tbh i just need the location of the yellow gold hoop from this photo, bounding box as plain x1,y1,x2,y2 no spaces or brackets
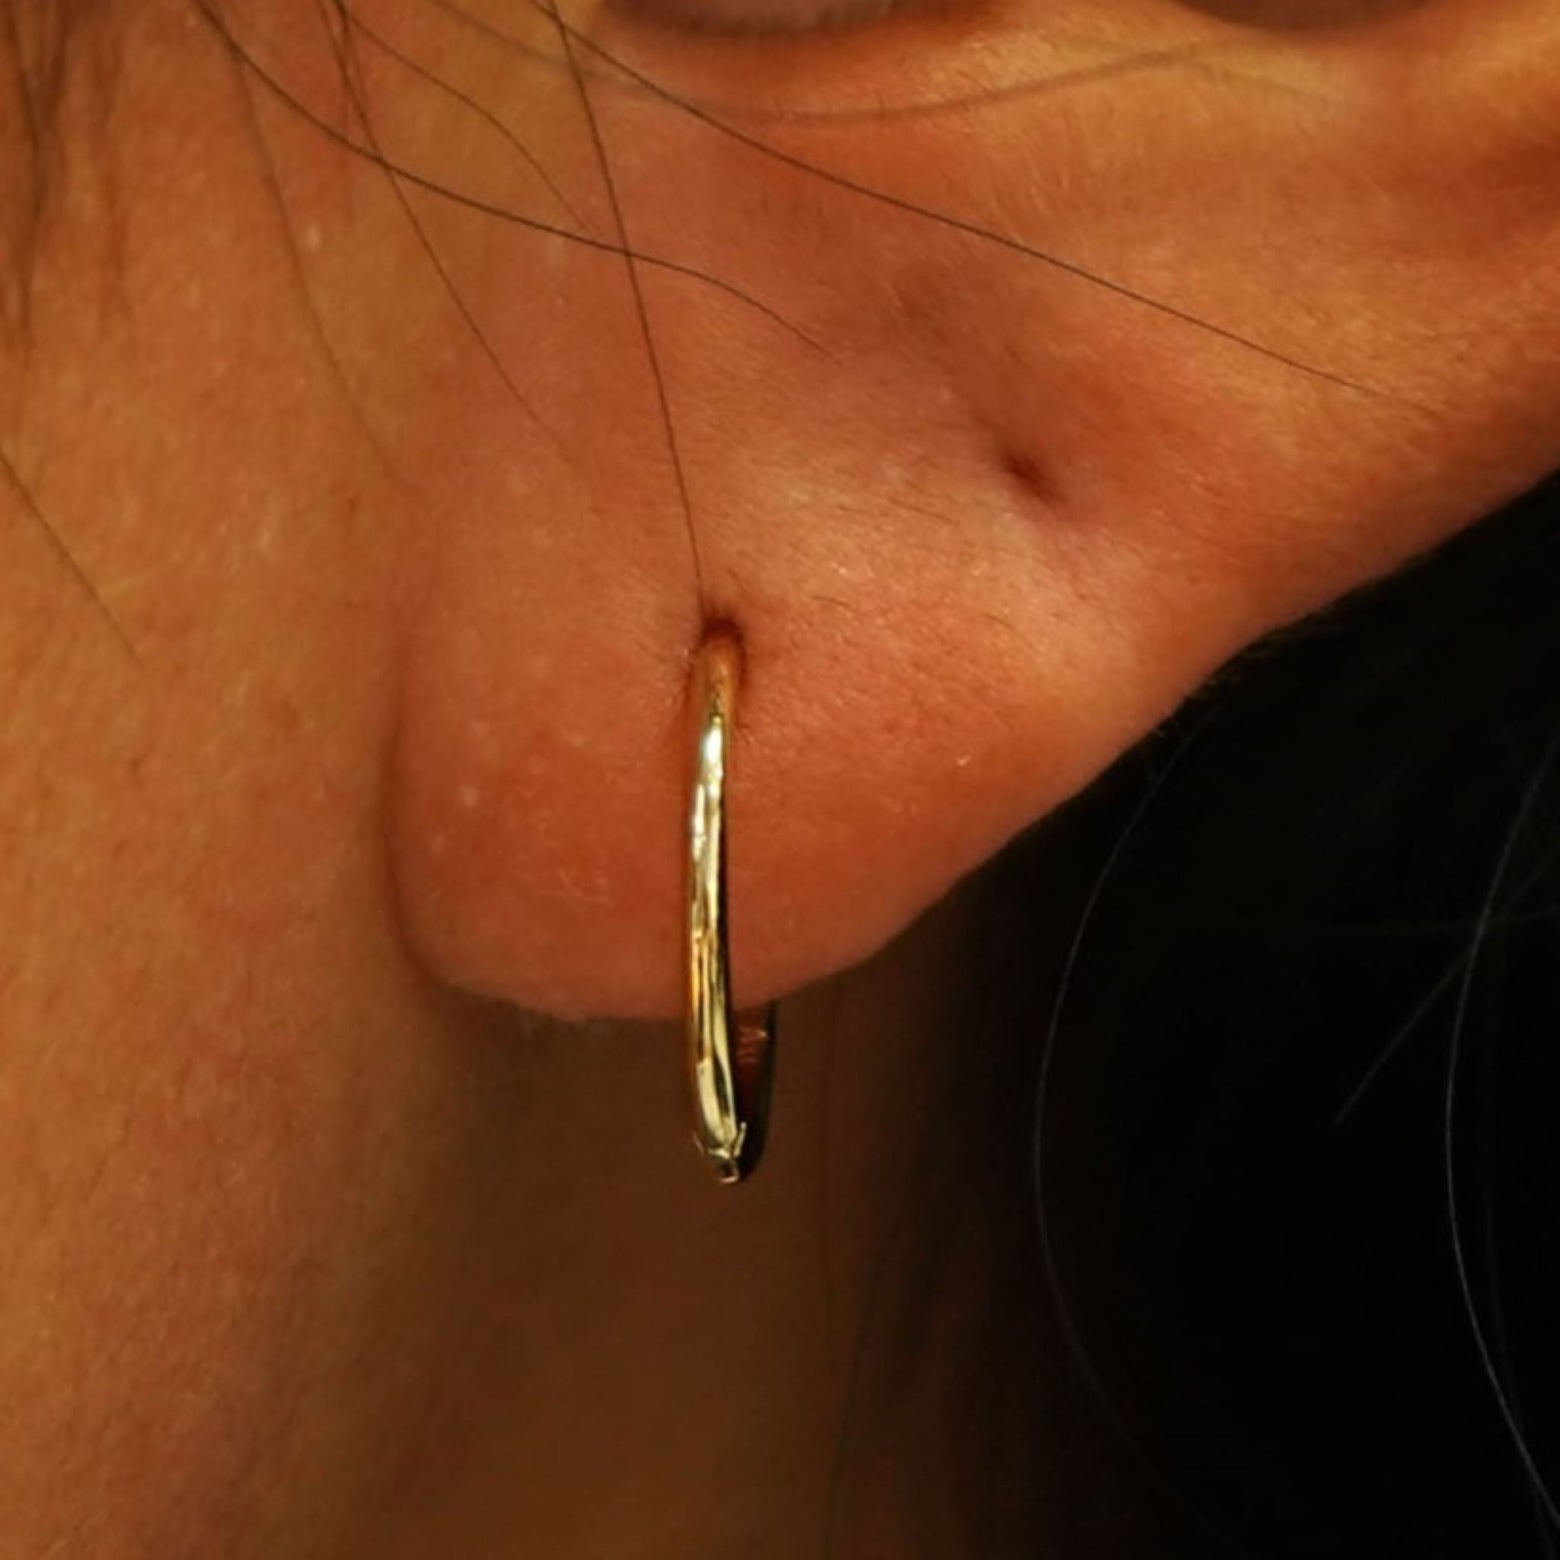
686,633,776,1185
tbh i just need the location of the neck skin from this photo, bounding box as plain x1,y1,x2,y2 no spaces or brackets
353,882,1084,1558
335,834,1179,1559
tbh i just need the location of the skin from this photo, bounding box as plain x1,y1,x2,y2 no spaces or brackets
1,0,1557,1552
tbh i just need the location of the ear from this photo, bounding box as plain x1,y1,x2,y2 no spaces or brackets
368,0,1560,1017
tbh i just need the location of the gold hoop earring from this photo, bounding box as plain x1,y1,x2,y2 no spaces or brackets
686,632,777,1185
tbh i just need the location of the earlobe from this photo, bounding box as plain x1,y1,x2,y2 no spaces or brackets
380,0,1560,1021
